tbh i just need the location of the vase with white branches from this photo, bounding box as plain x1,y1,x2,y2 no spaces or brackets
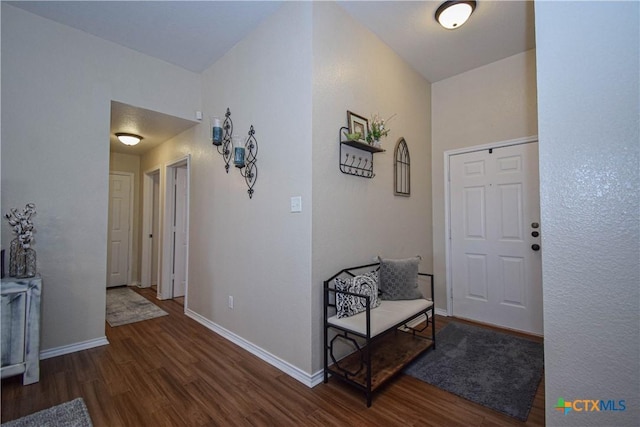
5,203,37,278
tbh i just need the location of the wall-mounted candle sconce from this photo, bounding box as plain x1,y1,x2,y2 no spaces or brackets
235,125,258,199
212,108,233,173
211,107,258,199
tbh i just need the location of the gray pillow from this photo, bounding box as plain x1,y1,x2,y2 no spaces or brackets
334,271,380,318
378,256,423,300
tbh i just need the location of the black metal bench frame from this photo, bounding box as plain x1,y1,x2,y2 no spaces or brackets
323,262,435,406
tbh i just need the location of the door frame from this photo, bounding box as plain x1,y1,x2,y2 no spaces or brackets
107,171,135,287
141,165,161,288
159,155,191,304
444,135,538,316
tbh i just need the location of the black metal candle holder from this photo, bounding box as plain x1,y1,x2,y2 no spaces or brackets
216,108,233,173
238,125,258,199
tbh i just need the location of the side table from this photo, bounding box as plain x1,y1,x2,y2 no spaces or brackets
1,276,41,385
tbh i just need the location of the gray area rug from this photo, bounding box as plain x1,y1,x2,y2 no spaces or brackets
2,398,93,427
106,287,168,327
404,321,543,421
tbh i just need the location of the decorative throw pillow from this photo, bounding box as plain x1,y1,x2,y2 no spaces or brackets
378,256,423,300
334,271,380,318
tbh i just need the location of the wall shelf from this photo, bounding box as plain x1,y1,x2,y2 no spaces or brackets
339,126,385,178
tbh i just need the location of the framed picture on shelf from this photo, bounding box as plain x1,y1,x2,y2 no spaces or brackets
347,111,369,144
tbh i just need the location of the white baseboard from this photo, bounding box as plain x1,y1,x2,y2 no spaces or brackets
185,309,323,388
399,308,448,331
403,307,448,328
436,307,448,317
40,336,109,360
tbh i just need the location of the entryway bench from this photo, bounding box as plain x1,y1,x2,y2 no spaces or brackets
323,260,435,406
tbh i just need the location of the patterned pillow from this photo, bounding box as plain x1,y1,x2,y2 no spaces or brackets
334,271,380,318
378,256,423,300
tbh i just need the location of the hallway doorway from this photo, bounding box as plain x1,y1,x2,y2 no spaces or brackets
141,168,161,289
159,156,191,306
107,172,134,288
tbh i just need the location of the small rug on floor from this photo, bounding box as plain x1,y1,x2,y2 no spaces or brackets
404,321,543,421
106,287,168,327
1,397,93,427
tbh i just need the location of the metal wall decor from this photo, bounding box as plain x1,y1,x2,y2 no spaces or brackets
214,108,234,173
394,137,410,196
339,126,384,178
236,125,258,199
211,108,258,198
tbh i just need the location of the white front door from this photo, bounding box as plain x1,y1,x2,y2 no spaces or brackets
108,173,132,288
450,142,542,334
172,166,188,298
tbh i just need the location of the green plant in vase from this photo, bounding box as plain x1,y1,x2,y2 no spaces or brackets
366,113,396,146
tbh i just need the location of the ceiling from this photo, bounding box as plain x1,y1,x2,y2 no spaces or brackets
109,101,199,155
339,0,535,83
9,0,535,154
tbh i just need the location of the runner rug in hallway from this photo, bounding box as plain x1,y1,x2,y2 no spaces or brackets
106,287,168,327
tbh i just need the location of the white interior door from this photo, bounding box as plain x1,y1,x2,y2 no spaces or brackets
172,166,188,298
151,172,160,286
107,173,132,288
450,142,542,334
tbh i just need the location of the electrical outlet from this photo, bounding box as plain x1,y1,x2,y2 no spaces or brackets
228,296,234,309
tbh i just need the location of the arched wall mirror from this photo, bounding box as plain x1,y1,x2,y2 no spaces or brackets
394,138,410,196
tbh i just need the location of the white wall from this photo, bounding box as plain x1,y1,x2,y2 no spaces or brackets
181,2,315,374
311,2,432,372
431,49,538,308
1,4,201,351
536,1,639,425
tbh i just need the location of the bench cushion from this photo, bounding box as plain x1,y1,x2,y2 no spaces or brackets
327,299,433,337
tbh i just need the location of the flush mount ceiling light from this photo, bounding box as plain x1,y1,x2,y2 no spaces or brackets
116,133,142,146
436,1,477,30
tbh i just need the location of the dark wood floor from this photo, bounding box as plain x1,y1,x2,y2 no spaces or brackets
1,288,545,426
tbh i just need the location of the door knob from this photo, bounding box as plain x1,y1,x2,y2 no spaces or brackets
531,244,540,251
532,231,539,237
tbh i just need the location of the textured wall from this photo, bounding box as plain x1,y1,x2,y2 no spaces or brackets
536,1,639,425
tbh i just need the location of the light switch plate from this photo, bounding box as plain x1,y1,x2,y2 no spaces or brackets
290,196,302,213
